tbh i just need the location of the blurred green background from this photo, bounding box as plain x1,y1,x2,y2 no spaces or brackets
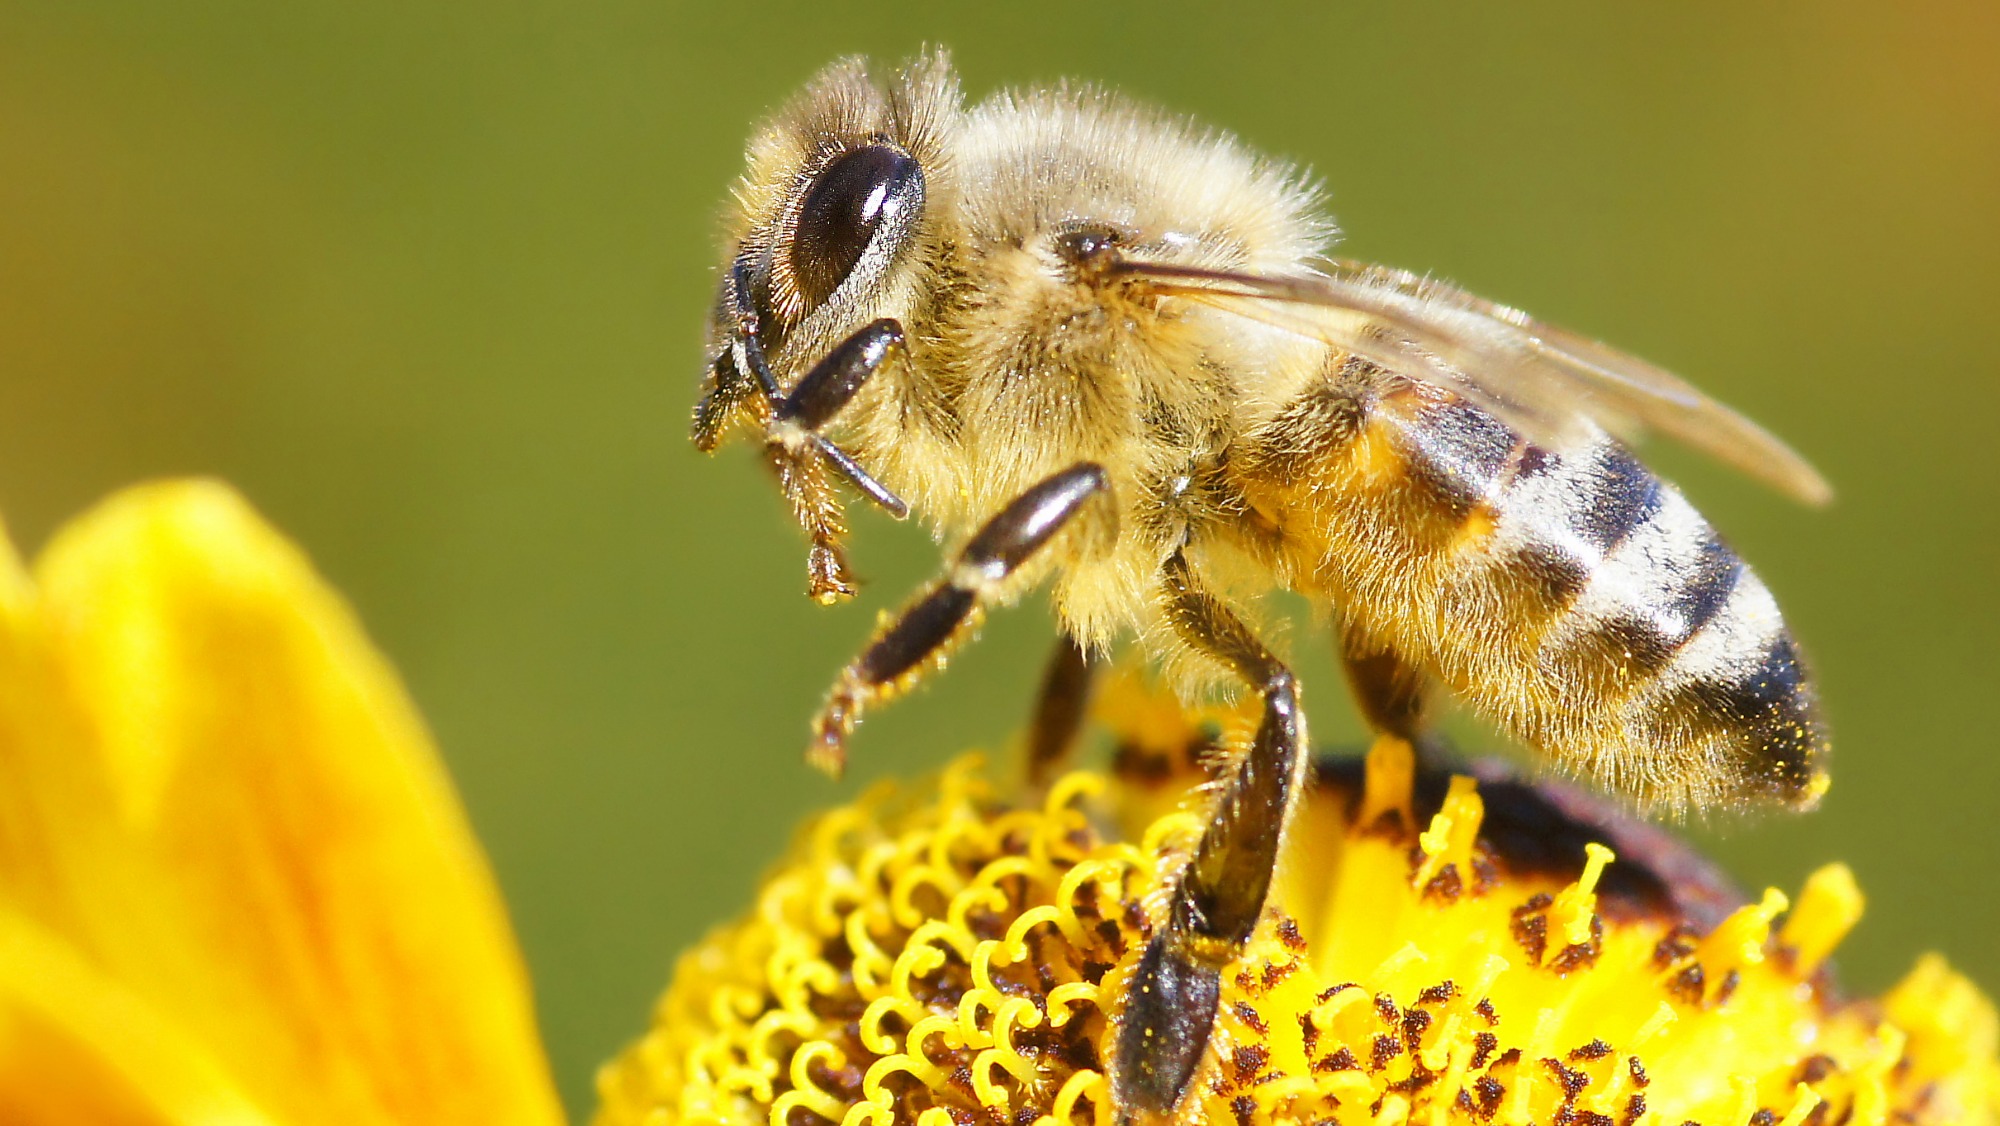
2,0,1995,1113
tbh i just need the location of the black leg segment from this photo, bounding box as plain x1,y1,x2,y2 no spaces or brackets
1337,624,1431,742
774,319,903,431
1117,936,1223,1119
772,319,912,521
1112,551,1308,1123
807,463,1111,776
1026,631,1098,786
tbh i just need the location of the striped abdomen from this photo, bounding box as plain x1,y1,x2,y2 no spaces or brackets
1247,376,1826,813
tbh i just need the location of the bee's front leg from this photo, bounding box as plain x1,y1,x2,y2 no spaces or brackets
767,319,912,516
755,319,912,604
808,463,1110,777
1112,550,1308,1124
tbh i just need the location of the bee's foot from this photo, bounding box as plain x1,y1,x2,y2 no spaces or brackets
807,543,857,605
808,688,860,778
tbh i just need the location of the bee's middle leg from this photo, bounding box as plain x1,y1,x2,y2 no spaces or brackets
808,463,1110,776
1112,551,1308,1123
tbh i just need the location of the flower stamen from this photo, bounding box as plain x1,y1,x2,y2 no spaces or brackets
594,739,2000,1126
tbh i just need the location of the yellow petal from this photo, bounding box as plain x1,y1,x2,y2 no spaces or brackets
0,907,278,1126
0,481,564,1126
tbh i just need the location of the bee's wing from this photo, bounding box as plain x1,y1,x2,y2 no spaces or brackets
1123,258,1831,506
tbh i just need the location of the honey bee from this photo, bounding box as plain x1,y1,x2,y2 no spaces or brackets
692,50,1829,1121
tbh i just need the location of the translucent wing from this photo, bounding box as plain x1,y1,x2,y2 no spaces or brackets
1118,257,1831,506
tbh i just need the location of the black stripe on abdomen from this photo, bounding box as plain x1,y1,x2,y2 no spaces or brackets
1656,630,1824,804
1483,438,1665,625
1686,631,1813,728
1492,540,1592,618
1574,447,1663,556
1521,444,1758,705
1665,534,1743,644
1398,395,1520,517
1562,528,1748,683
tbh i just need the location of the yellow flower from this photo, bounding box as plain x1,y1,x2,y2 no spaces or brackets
0,482,564,1126
596,677,2000,1126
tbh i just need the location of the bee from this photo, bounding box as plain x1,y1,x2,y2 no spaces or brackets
692,50,1829,1122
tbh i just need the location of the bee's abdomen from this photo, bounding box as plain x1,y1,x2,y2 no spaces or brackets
1315,385,1827,812
1472,430,1825,810
1241,375,1825,811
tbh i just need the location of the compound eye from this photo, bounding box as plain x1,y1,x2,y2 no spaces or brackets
790,144,925,309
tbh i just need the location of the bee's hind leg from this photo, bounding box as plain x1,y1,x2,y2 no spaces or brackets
1111,550,1308,1123
1024,631,1100,786
807,463,1110,777
1337,623,1448,765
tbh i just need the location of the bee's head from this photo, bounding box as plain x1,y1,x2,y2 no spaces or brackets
693,51,960,452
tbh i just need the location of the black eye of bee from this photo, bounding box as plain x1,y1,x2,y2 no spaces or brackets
790,144,925,309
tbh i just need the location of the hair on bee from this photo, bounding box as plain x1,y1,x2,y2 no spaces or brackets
692,48,1830,1122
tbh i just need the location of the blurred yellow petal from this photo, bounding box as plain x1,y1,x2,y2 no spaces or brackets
0,481,564,1126
0,909,276,1126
